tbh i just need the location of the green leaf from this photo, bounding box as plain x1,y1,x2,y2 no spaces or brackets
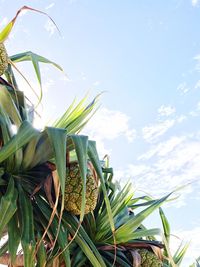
54,224,71,267
10,51,63,106
0,85,21,127
53,97,87,129
72,234,103,267
46,127,67,195
22,133,41,170
8,212,21,264
35,196,71,267
100,250,131,267
18,184,36,267
0,240,8,257
114,193,172,243
36,233,47,267
0,6,60,42
159,207,170,243
0,177,18,237
0,86,25,170
30,131,53,168
0,21,13,42
87,141,115,233
0,5,61,104
10,51,63,71
71,249,87,267
95,183,133,242
52,95,100,134
0,121,38,164
0,106,15,170
70,135,88,221
127,228,162,240
63,214,106,267
173,242,190,266
0,106,13,143
53,98,77,128
36,195,105,267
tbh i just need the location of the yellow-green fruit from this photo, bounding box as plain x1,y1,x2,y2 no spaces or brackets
64,162,98,215
0,43,8,76
139,249,162,267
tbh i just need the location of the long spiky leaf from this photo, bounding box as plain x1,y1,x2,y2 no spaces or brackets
0,6,60,42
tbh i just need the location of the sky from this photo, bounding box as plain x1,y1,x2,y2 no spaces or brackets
0,0,200,266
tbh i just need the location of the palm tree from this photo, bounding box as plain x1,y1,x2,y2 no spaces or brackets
0,7,191,267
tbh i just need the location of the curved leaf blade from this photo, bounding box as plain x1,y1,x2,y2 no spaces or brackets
0,121,38,164
46,127,67,195
114,193,172,243
88,140,115,233
18,184,36,267
0,6,60,42
159,207,170,244
0,85,21,127
8,213,21,264
0,177,18,237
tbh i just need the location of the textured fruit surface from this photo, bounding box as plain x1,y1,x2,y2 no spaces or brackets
64,162,98,215
0,43,8,75
139,249,162,267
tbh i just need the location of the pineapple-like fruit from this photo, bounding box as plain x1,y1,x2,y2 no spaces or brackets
138,249,162,267
0,43,8,75
64,161,99,215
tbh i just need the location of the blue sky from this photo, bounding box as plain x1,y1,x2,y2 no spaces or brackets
1,0,200,265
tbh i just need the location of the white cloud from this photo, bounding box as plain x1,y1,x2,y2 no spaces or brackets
84,107,136,141
191,0,200,6
44,20,56,36
189,101,200,117
139,136,186,160
194,79,200,89
80,71,86,80
193,54,200,72
125,129,137,142
142,119,175,143
60,74,72,83
0,17,8,28
126,164,151,178
176,115,187,123
115,134,200,207
142,113,187,143
43,79,55,93
93,81,100,86
68,0,78,4
45,3,55,9
177,82,190,94
158,105,176,117
196,101,200,110
83,107,136,156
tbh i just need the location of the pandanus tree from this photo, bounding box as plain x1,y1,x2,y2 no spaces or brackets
0,7,192,267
